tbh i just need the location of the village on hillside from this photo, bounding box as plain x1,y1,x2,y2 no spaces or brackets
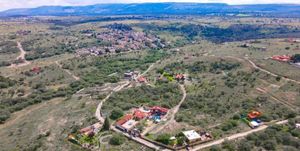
76,24,165,57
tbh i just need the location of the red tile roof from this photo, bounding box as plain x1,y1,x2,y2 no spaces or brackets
31,67,41,73
79,126,93,134
175,74,184,80
150,106,169,113
138,76,146,82
133,110,147,120
271,55,291,62
248,111,261,119
116,114,133,126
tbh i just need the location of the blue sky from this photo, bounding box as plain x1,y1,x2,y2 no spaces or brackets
0,0,299,11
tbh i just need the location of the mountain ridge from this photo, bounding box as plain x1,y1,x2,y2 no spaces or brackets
1,3,300,17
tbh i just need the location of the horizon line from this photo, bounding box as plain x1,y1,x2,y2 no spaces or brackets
2,2,300,12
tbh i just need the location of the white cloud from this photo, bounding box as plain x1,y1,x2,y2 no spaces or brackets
0,0,299,11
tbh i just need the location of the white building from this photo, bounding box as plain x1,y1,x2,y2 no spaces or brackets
182,130,201,143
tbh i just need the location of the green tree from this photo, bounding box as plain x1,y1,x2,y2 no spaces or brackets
177,137,185,146
0,110,10,124
109,134,125,145
110,108,124,120
292,54,300,63
155,134,171,145
210,146,222,151
238,141,252,151
262,140,276,150
222,140,235,151
276,76,281,81
102,117,110,131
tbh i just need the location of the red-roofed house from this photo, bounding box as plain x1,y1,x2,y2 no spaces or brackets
175,74,185,81
248,111,261,119
116,114,133,126
137,76,146,83
31,67,41,74
271,55,291,62
79,126,95,137
115,114,139,132
150,106,169,115
79,126,92,134
133,110,147,120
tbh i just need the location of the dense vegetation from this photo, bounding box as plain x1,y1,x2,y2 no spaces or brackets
23,38,76,60
291,54,300,63
0,86,70,123
66,50,166,87
170,59,295,134
104,23,133,31
0,76,16,89
0,41,18,54
211,118,300,151
136,23,300,43
102,83,182,116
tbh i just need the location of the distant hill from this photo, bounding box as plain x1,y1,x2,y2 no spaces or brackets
1,3,300,17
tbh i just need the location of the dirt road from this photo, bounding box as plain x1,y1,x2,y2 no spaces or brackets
141,63,156,76
8,41,31,68
95,81,130,122
147,84,187,134
191,120,289,151
55,61,80,81
245,57,300,85
111,126,164,151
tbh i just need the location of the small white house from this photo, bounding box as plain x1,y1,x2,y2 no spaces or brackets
182,130,201,143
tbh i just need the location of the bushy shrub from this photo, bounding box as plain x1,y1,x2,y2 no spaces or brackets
109,134,126,145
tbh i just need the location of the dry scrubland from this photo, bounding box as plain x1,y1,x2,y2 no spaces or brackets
0,16,299,151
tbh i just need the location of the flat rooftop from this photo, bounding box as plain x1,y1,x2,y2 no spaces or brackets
122,119,138,130
183,130,201,141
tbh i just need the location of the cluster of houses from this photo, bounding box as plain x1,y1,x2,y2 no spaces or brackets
115,106,169,135
124,71,148,83
124,71,140,80
242,110,263,129
67,122,103,150
156,129,213,149
76,29,165,57
78,122,102,137
159,72,185,82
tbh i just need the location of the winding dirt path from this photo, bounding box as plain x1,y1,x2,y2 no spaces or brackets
94,60,166,150
226,55,299,111
95,60,160,123
8,41,31,68
244,57,300,85
146,84,187,134
95,81,130,123
55,61,80,81
191,119,290,151
256,87,298,111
